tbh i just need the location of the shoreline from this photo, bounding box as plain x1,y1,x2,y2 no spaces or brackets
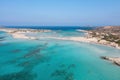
0,28,120,66
0,28,51,40
0,28,120,49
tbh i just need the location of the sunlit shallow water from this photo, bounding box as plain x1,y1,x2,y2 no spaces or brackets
0,30,120,80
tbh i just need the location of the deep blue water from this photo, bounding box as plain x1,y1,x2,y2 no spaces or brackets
5,26,95,30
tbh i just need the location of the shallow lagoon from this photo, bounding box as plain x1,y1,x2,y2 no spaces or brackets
0,30,120,80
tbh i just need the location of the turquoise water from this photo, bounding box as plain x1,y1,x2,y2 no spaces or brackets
0,30,120,80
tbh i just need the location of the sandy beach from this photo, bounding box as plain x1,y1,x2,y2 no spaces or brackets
0,28,51,40
0,28,120,49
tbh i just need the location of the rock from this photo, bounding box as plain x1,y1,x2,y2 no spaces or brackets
101,56,108,60
101,56,120,66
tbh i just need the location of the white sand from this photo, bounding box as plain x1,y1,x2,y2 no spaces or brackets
0,28,120,49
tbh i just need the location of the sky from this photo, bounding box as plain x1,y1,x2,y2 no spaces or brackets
0,0,120,26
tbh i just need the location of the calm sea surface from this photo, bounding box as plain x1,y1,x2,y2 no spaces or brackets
0,27,120,80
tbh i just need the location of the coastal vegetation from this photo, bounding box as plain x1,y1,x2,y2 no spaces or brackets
89,26,120,46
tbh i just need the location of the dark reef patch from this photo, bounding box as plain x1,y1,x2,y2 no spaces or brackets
0,36,5,39
6,43,50,67
68,64,76,69
24,43,47,58
0,42,55,80
59,64,66,68
11,49,21,53
51,64,76,80
0,70,36,80
51,69,74,80
0,36,6,42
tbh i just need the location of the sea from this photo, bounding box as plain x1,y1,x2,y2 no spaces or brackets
0,26,120,80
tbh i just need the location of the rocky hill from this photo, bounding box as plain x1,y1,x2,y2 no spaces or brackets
89,26,120,46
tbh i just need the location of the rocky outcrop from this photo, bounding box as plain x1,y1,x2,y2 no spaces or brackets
88,26,120,49
101,56,120,66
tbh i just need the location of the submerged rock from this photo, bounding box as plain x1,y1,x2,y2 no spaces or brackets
51,63,75,80
51,69,74,80
11,49,21,53
0,36,5,41
0,70,36,80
